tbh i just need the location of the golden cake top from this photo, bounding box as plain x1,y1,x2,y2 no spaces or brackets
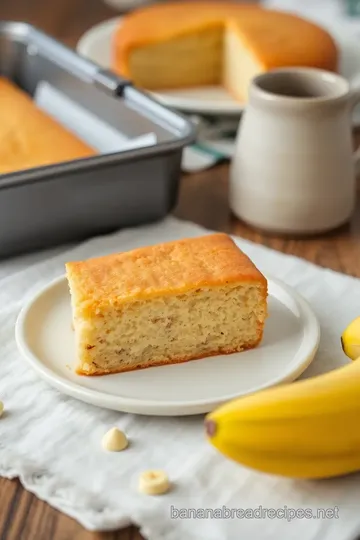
113,1,338,76
65,233,267,314
0,77,96,175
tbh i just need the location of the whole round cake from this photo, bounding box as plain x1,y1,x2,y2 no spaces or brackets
112,1,338,102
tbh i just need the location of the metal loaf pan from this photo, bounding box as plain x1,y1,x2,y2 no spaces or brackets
0,22,196,258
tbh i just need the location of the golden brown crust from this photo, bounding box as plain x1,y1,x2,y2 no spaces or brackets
76,334,264,376
66,233,267,316
0,77,96,175
112,1,338,81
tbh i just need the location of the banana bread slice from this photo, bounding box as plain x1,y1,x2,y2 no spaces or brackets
65,233,267,375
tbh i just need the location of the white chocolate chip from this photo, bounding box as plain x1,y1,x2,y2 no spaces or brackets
102,427,128,452
0,401,3,417
138,470,170,495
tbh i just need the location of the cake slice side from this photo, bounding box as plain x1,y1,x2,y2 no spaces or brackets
223,23,265,102
71,281,267,376
126,25,224,90
66,233,268,376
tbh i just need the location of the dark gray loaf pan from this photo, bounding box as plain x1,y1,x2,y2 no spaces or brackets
0,22,196,258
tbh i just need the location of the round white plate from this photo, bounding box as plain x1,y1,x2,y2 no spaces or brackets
76,16,360,117
15,274,320,416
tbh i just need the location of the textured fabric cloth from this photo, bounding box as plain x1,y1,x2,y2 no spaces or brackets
1,216,360,539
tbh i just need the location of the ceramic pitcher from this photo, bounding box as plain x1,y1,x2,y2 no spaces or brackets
230,68,360,234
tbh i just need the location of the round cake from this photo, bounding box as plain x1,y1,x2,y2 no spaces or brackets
112,1,338,102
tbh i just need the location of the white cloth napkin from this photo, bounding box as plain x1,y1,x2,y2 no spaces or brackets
1,216,360,540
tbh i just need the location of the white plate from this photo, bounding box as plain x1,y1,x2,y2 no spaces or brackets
76,16,360,117
15,275,320,416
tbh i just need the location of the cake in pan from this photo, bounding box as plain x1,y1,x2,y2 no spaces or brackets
112,1,338,101
0,77,96,175
65,233,268,376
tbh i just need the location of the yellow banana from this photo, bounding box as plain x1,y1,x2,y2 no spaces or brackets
205,357,360,479
341,316,360,361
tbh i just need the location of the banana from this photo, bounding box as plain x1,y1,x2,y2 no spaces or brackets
341,316,360,361
205,357,360,479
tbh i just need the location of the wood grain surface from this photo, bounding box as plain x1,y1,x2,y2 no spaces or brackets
0,0,359,539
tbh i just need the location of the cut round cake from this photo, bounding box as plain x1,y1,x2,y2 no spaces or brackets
112,1,338,101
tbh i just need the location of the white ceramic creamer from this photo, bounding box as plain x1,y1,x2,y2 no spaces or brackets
230,68,360,234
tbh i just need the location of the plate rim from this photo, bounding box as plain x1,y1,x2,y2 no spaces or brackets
75,16,244,115
15,273,320,416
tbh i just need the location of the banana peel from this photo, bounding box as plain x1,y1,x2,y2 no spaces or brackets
204,316,360,479
341,316,360,361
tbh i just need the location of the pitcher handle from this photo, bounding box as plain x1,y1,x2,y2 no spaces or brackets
349,87,360,175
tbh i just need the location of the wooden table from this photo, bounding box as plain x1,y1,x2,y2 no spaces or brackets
0,1,360,539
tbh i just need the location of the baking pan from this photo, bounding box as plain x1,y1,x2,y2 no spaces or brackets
0,21,196,258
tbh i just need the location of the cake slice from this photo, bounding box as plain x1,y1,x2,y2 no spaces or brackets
65,234,268,375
